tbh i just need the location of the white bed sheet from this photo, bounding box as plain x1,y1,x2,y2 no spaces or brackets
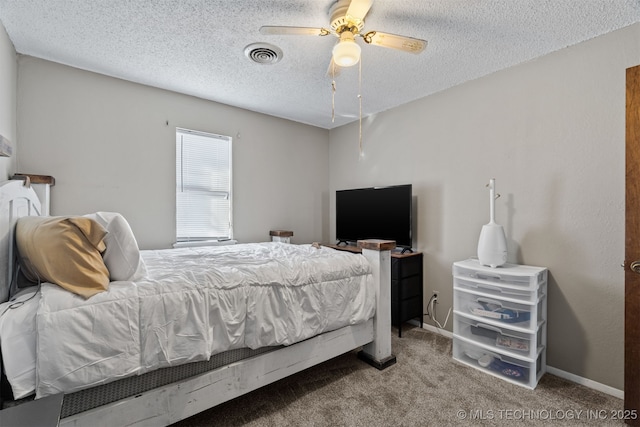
0,288,40,399
27,242,375,398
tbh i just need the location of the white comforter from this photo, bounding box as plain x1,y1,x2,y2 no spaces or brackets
9,242,374,398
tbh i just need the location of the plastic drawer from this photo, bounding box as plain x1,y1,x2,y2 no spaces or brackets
453,313,543,360
453,277,546,305
453,259,547,291
454,288,544,332
453,339,544,389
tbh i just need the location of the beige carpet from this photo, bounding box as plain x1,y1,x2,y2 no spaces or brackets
171,326,623,426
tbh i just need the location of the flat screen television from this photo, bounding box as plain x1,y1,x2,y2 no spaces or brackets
336,184,413,249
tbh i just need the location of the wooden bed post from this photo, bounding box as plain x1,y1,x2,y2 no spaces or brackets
357,239,397,370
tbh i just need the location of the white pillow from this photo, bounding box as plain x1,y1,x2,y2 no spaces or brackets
85,212,147,281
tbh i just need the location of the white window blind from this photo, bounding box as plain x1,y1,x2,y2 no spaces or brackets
176,128,232,242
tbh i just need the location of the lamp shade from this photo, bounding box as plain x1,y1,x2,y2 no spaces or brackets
332,31,361,67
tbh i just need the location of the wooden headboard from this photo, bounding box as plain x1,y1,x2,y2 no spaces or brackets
0,180,42,302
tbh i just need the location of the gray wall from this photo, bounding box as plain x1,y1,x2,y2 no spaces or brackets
0,22,16,179
16,57,330,249
329,23,640,391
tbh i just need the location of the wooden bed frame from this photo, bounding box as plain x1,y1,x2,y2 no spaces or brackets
0,179,397,426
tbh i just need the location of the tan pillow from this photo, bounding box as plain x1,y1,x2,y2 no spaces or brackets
16,216,110,298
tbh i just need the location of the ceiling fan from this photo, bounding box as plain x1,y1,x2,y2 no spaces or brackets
259,0,427,69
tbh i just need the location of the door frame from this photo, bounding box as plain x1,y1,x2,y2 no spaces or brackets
625,64,640,425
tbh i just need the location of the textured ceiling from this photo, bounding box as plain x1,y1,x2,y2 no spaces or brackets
0,1,639,129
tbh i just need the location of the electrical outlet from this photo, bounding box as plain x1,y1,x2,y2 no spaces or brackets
432,291,439,303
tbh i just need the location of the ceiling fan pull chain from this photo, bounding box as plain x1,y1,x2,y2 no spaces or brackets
331,60,337,123
358,58,363,156
332,79,336,123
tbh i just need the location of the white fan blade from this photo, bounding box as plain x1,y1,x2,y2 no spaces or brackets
363,31,427,54
346,0,373,22
259,26,330,36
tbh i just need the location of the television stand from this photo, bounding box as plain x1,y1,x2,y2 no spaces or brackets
336,241,414,254
391,251,423,337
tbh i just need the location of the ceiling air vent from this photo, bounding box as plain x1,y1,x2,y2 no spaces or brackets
244,43,283,64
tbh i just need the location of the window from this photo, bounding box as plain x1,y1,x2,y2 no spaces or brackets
176,128,232,243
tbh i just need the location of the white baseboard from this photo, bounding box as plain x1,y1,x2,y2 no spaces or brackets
413,322,624,399
546,366,624,399
408,320,453,338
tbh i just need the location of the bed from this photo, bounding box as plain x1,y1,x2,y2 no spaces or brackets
0,179,396,426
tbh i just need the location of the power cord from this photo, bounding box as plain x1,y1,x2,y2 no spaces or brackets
1,285,40,317
2,264,41,317
425,293,452,330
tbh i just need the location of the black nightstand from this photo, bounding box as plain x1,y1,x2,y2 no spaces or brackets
391,252,423,337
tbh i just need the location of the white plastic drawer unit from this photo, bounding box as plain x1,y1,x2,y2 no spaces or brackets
452,258,548,389
454,288,544,332
453,339,545,389
453,276,546,305
453,259,547,291
454,313,545,360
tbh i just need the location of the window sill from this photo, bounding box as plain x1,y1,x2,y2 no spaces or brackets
173,239,238,248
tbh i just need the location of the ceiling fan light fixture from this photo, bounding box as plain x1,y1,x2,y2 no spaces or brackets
332,31,361,67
